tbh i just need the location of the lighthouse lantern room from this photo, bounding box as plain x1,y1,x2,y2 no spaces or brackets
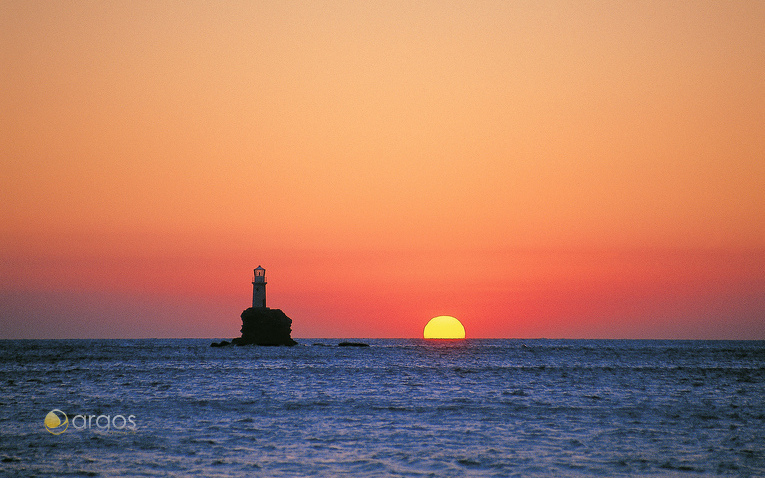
252,266,267,308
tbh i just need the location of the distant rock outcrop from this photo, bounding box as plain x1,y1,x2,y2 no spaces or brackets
235,307,297,346
211,307,298,347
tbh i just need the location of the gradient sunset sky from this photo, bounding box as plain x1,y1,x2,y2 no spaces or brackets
2,1,763,339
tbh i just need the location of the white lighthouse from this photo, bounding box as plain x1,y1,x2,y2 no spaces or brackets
252,266,267,308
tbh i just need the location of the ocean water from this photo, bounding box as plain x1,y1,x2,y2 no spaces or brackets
1,339,763,477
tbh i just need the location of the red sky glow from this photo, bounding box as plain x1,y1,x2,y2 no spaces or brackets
1,1,763,339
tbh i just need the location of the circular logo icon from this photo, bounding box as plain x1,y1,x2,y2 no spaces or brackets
44,409,68,435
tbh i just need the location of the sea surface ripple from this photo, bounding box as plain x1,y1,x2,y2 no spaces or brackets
1,339,763,476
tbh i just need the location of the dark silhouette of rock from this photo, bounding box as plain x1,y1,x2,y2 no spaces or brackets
338,341,369,347
210,307,298,347
231,307,298,346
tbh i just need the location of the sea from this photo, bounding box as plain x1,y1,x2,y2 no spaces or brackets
0,339,763,477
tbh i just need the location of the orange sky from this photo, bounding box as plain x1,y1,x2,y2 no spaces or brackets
2,1,764,339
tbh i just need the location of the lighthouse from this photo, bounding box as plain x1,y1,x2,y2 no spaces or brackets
252,266,267,308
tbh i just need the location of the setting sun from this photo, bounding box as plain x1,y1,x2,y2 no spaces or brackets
423,316,466,339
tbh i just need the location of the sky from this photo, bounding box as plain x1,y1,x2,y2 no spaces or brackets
1,1,763,339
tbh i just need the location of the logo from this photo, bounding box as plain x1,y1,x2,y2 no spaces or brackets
44,409,136,434
44,409,69,435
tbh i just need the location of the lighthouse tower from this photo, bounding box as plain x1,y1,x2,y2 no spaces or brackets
252,266,267,308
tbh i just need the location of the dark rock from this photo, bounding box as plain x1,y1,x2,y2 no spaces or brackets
210,340,231,347
338,342,369,347
235,307,298,346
